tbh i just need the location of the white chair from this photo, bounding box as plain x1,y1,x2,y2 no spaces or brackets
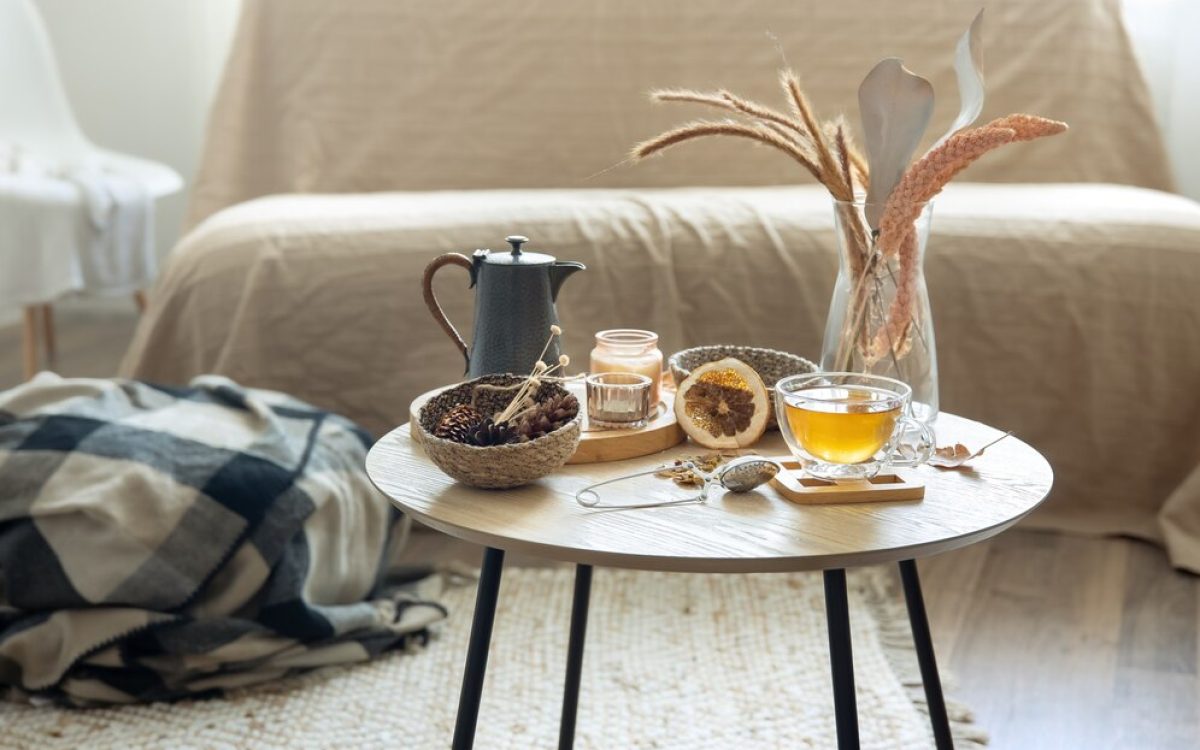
0,0,182,380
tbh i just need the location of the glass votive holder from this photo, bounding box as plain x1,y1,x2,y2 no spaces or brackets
585,372,654,429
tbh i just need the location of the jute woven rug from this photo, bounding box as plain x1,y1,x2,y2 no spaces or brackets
1,567,986,749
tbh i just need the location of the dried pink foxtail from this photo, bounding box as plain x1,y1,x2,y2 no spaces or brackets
858,115,1068,363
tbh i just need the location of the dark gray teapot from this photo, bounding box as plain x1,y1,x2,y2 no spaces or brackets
423,235,585,377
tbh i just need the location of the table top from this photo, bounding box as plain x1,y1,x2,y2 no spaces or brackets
366,413,1053,573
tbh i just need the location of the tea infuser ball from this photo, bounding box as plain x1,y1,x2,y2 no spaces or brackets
716,456,781,492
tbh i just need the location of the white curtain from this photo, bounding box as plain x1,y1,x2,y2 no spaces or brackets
1121,0,1200,200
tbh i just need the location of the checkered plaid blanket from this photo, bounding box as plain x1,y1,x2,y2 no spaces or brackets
0,374,445,705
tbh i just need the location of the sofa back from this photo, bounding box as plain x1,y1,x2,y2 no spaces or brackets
190,0,1172,225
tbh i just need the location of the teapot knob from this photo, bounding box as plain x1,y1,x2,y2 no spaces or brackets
505,235,529,257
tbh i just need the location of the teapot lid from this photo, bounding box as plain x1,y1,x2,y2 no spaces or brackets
477,235,556,266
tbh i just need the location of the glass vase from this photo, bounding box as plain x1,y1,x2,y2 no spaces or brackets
819,199,938,424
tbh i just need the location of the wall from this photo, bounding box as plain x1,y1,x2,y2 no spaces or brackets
1121,0,1200,200
33,0,241,262
1,1,240,323
0,0,239,323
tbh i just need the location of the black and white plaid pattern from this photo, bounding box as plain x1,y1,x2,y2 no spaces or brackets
0,374,444,705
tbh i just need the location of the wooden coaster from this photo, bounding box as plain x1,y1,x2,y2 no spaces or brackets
769,460,924,505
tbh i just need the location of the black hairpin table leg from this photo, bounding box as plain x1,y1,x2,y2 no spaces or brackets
452,546,505,750
824,568,861,750
899,559,954,749
558,563,593,750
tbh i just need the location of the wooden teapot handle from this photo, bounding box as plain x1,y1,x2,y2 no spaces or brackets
422,253,473,372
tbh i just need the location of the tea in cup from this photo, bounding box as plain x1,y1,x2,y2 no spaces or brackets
775,373,934,481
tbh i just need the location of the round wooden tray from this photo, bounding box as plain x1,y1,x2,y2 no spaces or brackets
408,381,685,465
564,382,684,464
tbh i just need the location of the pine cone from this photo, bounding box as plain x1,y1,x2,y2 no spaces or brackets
510,393,579,443
433,404,483,443
469,418,513,447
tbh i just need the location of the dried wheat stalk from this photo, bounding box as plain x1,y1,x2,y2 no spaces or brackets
635,76,867,205
633,119,824,183
780,71,851,198
636,72,871,367
650,89,804,138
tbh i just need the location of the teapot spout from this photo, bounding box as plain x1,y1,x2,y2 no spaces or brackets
549,261,586,301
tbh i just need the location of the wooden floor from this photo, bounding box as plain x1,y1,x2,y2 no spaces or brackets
3,306,1197,749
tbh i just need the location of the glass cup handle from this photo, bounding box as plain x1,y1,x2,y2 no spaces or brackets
889,415,935,468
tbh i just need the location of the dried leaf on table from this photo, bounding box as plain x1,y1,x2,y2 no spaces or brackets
929,443,971,466
656,452,737,486
928,430,1013,468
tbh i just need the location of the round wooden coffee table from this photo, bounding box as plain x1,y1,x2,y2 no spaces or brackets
367,413,1052,750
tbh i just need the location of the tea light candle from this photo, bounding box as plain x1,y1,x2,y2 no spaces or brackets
589,329,663,405
586,372,654,429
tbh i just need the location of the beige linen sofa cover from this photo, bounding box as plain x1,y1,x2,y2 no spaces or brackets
123,0,1200,568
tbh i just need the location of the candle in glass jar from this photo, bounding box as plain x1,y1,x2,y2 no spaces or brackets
589,330,663,405
586,372,654,429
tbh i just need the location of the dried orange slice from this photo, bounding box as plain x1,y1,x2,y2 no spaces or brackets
673,358,769,449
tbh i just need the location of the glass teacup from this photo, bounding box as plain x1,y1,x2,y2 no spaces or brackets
775,372,934,481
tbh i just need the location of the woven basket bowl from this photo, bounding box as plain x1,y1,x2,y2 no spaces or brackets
668,345,818,429
417,374,582,489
